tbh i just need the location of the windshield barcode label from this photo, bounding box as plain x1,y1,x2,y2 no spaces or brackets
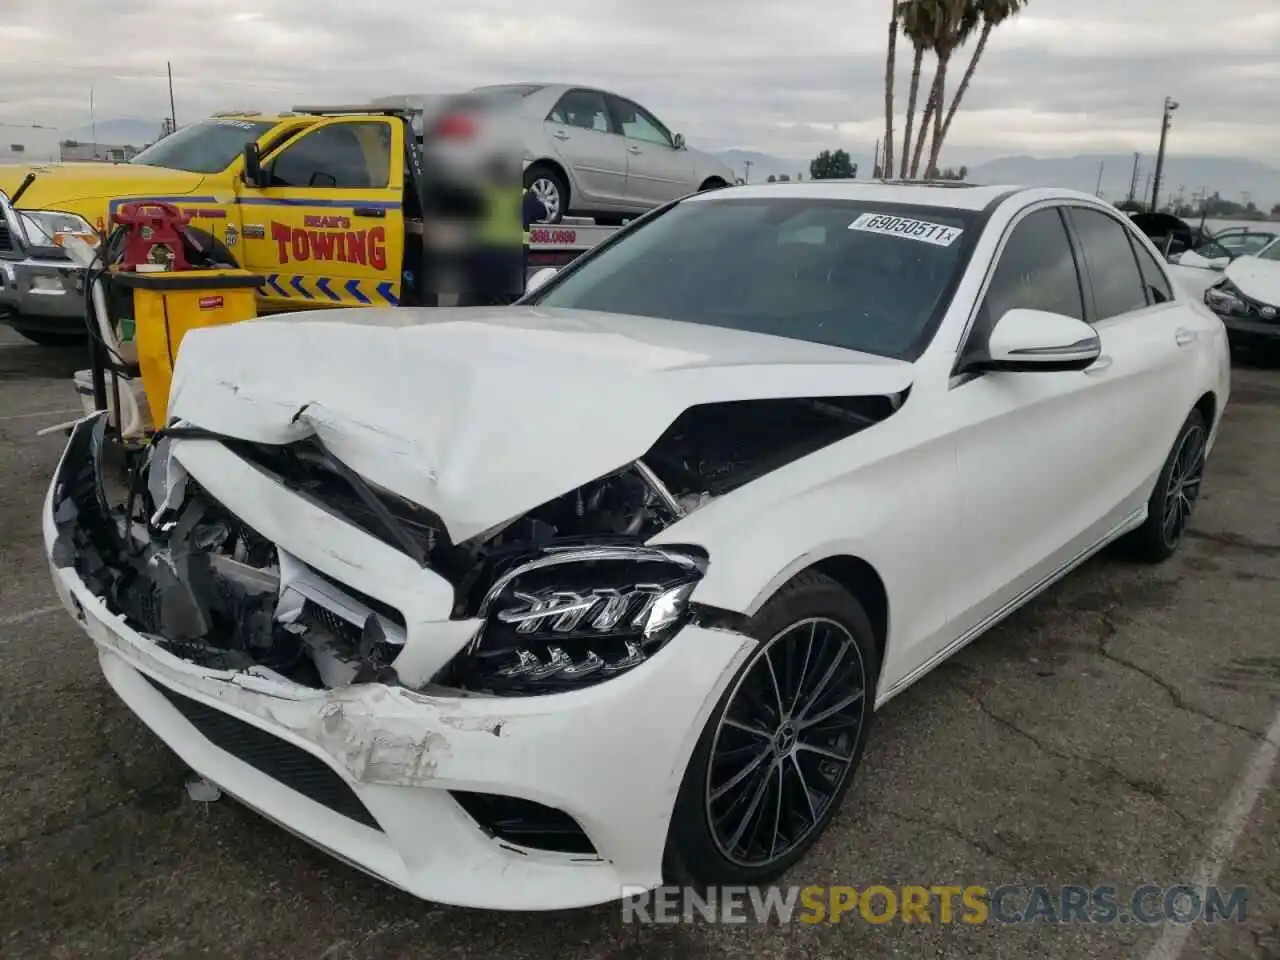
849,213,963,247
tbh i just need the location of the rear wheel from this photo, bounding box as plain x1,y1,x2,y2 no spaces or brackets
664,571,878,887
1123,409,1208,562
523,164,567,224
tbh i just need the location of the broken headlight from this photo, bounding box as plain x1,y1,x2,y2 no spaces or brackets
444,545,706,695
1204,279,1251,318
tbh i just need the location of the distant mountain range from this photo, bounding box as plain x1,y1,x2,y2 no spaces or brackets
57,117,1280,208
712,150,1280,209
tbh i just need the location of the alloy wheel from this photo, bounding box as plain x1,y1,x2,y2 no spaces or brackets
530,177,561,221
1161,423,1206,549
705,617,867,868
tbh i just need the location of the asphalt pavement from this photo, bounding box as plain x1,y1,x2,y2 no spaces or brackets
0,325,1277,959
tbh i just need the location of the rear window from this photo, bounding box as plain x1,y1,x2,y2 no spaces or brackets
529,196,980,360
131,119,276,174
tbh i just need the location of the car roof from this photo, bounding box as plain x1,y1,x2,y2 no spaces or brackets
688,180,1102,213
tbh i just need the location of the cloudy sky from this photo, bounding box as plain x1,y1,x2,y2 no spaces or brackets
1,0,1277,164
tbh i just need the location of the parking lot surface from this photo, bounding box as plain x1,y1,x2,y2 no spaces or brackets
0,325,1277,959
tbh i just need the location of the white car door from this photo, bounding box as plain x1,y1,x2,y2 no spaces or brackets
943,205,1140,638
543,89,629,205
1062,204,1206,518
607,95,695,206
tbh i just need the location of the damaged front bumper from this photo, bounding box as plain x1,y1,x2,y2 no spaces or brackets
43,413,755,910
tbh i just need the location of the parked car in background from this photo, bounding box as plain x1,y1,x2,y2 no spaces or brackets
1168,230,1280,299
471,83,736,224
1202,237,1280,351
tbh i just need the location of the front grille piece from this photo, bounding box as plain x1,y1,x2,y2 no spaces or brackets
144,675,381,830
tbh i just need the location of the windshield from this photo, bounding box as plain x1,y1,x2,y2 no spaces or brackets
1259,239,1280,262
1192,232,1277,261
528,196,980,360
131,119,276,173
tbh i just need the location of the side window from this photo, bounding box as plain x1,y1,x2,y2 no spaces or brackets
975,207,1084,342
1128,234,1174,304
1068,208,1149,320
268,121,391,189
612,97,673,147
546,89,613,134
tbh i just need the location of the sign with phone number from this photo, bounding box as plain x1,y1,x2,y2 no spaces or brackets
530,228,578,244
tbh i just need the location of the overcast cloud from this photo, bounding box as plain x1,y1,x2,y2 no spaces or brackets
1,0,1277,163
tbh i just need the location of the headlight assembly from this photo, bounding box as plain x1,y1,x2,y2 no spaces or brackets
18,210,97,248
1204,279,1249,318
442,545,707,695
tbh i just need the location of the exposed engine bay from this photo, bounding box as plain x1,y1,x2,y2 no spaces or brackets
50,392,904,694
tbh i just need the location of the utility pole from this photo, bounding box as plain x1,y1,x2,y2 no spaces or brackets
872,138,880,177
167,61,177,130
743,159,753,183
89,86,97,160
1127,152,1141,204
1094,160,1105,197
1150,96,1179,212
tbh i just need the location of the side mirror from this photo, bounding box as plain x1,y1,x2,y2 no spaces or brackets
959,308,1102,375
672,133,686,150
1209,258,1230,272
242,142,266,187
525,266,558,294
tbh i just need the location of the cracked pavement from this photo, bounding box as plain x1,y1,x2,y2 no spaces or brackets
1,326,1278,959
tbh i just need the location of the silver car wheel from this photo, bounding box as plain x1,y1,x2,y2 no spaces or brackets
530,177,562,221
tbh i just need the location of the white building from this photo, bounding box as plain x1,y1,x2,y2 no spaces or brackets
0,123,61,163
59,141,141,162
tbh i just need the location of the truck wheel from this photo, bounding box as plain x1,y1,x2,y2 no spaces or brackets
12,327,85,347
524,165,567,224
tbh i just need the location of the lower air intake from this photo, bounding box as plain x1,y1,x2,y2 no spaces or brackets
145,674,381,831
451,791,597,855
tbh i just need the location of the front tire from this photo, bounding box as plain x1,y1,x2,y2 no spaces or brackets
664,571,878,887
1124,409,1208,563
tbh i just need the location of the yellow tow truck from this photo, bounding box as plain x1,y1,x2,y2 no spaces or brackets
0,98,619,345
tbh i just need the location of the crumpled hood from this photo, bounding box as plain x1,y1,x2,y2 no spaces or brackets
0,162,207,214
167,306,915,542
1225,256,1280,307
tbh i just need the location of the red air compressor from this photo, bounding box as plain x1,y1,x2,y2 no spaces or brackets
112,200,197,271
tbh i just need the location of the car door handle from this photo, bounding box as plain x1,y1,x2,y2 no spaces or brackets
628,146,642,154
1084,355,1113,375
351,207,385,218
1175,328,1196,346
553,130,570,140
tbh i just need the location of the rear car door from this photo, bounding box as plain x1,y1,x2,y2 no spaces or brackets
542,89,628,205
946,205,1124,638
238,117,404,310
1063,205,1203,518
607,95,695,206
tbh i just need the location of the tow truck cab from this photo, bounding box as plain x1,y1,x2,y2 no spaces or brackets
0,100,616,337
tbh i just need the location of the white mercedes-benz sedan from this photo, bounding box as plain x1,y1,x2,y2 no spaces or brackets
45,181,1230,911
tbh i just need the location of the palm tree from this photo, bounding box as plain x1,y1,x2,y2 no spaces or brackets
923,0,980,178
884,0,899,180
904,0,961,178
932,0,1028,167
896,0,937,179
